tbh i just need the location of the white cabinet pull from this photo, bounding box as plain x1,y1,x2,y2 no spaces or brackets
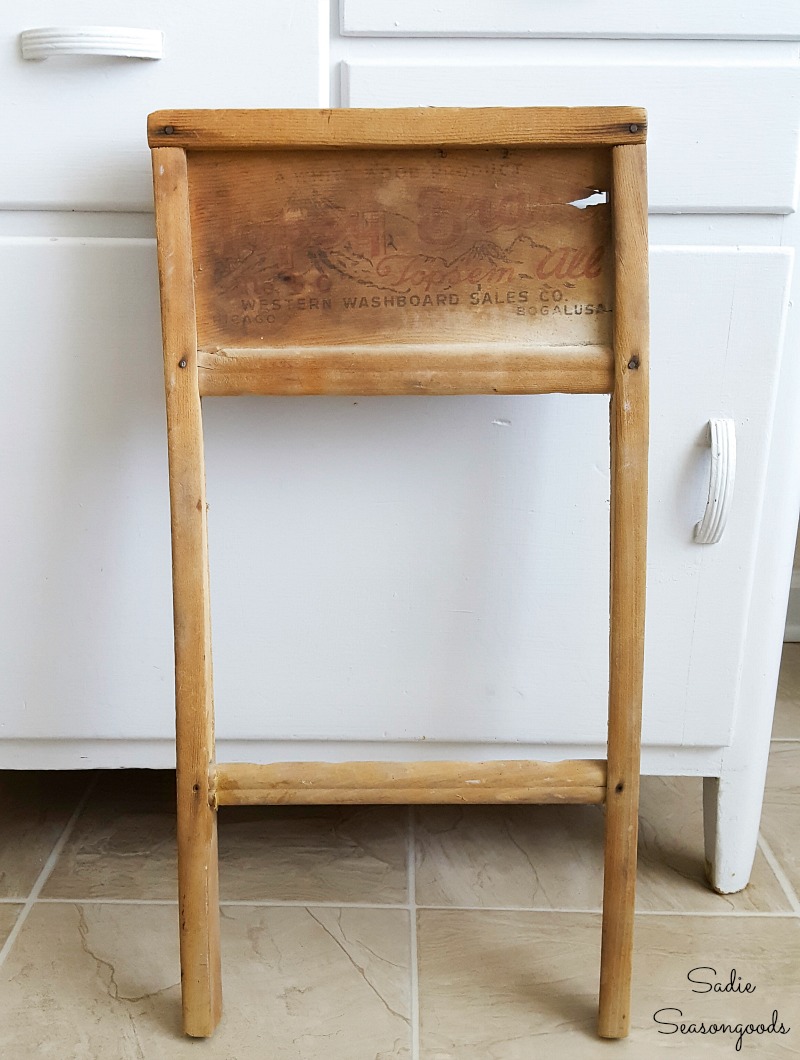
20,27,163,60
694,418,736,545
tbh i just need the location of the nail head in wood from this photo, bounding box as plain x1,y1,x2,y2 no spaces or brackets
179,358,187,368
627,356,640,370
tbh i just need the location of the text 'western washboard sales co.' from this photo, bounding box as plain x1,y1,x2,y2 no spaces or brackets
231,289,612,323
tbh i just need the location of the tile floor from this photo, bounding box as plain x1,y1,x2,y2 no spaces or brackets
1,649,799,1057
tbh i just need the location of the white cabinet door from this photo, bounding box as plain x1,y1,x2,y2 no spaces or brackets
344,61,800,213
0,0,325,210
0,238,174,739
644,248,790,745
0,239,789,750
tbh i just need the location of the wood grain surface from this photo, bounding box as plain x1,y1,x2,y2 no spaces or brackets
152,146,222,1038
150,107,649,1043
214,759,608,805
598,142,649,1040
188,147,614,352
196,343,613,395
149,106,647,150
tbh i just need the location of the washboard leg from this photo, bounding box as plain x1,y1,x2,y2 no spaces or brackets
598,142,649,1039
153,146,223,1037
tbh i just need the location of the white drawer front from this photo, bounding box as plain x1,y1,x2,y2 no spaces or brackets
1,1,324,210
344,61,800,214
342,0,800,40
0,239,789,748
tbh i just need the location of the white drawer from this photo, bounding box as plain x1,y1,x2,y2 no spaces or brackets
344,61,800,213
342,0,800,40
0,238,790,749
1,1,324,210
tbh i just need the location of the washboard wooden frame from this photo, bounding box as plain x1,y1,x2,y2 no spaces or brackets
148,106,649,1040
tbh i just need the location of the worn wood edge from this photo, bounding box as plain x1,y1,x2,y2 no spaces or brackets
148,107,647,149
197,344,614,396
152,145,222,1038
213,759,607,805
216,787,606,806
598,142,649,1041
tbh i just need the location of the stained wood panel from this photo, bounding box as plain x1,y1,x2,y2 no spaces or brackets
187,147,614,351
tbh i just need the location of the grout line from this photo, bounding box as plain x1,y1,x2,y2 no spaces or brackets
222,899,409,909
629,909,799,918
219,898,405,909
415,904,603,914
757,833,800,914
25,900,800,918
408,806,420,1060
38,897,407,909
414,905,800,918
0,774,97,970
770,737,800,743
38,898,178,906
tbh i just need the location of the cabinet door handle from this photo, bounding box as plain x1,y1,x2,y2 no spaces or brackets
694,418,736,545
20,27,163,60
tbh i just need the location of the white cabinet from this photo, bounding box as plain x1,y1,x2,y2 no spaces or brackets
0,232,790,750
337,34,800,892
1,3,799,895
344,61,800,212
0,239,173,739
0,1,326,208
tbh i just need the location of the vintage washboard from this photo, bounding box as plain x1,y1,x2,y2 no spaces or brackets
148,107,649,1040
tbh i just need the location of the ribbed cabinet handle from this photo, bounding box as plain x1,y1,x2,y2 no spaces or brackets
694,418,736,545
20,27,163,60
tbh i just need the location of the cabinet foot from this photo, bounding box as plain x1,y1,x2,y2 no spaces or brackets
702,765,766,894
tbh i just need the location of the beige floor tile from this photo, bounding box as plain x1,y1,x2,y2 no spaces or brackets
43,770,408,903
0,905,23,947
760,744,800,900
773,644,800,740
42,769,178,900
414,776,790,913
218,804,408,903
417,909,800,1058
0,902,410,1058
0,770,91,898
415,803,602,909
